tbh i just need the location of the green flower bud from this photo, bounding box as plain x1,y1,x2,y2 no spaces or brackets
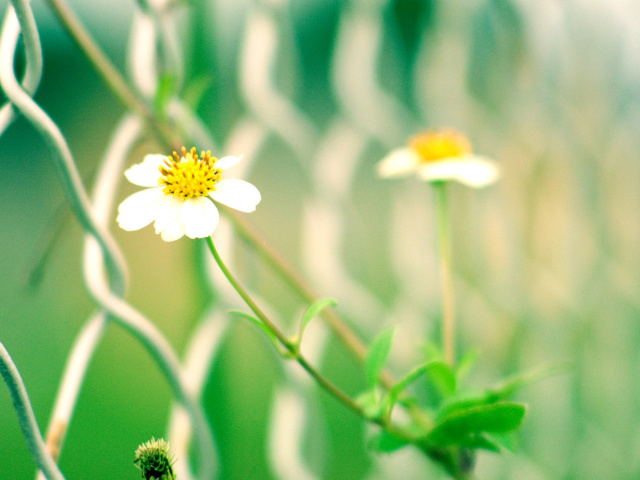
133,437,177,480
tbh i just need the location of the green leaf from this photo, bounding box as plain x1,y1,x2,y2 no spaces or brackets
366,327,396,388
437,393,494,421
229,310,291,358
438,361,570,420
427,402,527,447
367,430,410,453
299,298,337,339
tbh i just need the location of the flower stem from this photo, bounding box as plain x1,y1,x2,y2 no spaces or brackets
205,237,365,417
434,182,455,366
223,210,372,364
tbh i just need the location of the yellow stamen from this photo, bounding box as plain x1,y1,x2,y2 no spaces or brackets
409,130,472,163
158,146,222,199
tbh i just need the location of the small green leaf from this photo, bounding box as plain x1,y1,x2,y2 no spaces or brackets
230,310,291,357
427,402,527,447
299,298,337,338
437,393,494,421
367,430,410,453
438,361,570,421
366,327,396,388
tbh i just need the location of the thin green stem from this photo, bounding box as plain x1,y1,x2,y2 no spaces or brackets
0,342,66,480
223,210,371,363
434,182,455,366
205,237,365,417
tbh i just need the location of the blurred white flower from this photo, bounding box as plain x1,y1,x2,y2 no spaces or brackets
117,147,260,241
377,130,500,188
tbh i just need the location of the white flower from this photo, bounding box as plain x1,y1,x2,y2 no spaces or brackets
117,147,260,241
377,130,500,188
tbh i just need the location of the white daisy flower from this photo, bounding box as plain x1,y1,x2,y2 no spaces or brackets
117,147,260,241
377,130,500,188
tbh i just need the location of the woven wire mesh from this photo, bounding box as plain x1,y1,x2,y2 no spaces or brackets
1,0,640,479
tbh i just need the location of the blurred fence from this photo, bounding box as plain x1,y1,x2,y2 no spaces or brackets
1,0,640,479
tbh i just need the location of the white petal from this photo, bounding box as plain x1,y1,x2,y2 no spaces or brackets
179,197,220,239
210,179,261,212
160,220,186,242
419,155,500,188
153,196,184,234
116,187,165,231
376,148,421,178
124,154,166,187
215,154,243,170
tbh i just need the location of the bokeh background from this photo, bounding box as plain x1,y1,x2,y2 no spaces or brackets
1,0,639,479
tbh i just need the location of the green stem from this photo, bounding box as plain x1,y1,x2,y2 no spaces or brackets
223,210,372,364
205,237,365,417
434,182,455,366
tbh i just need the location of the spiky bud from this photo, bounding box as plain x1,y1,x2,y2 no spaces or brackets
133,437,177,480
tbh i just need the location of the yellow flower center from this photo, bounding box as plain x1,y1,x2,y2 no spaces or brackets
158,147,222,199
409,130,472,163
